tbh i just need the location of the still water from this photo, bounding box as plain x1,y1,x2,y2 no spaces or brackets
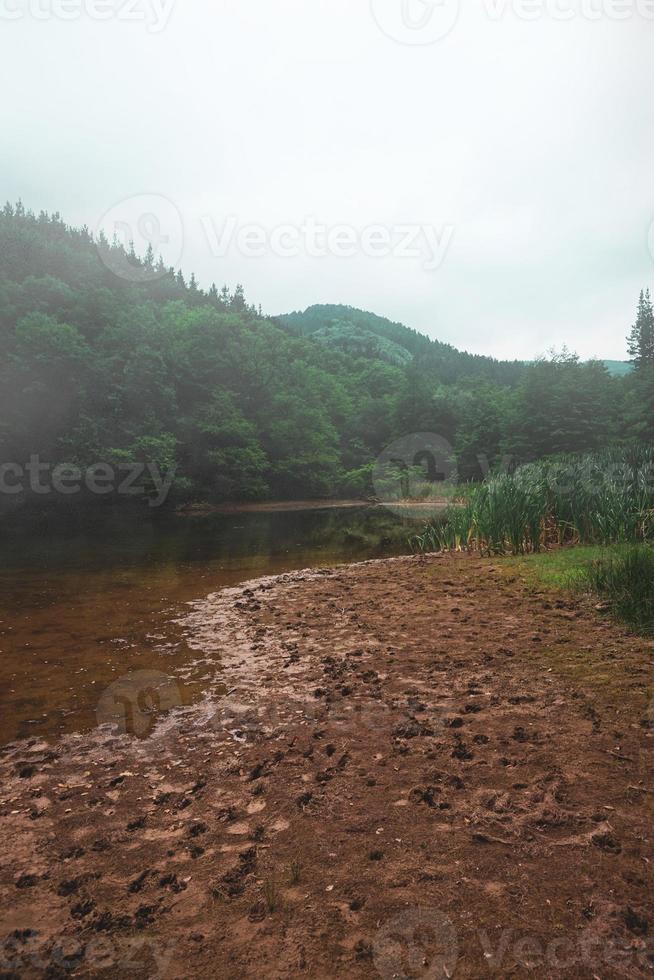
0,504,412,745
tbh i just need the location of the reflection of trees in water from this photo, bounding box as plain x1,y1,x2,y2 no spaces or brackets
4,505,411,574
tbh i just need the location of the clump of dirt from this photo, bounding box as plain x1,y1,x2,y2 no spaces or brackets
0,553,652,978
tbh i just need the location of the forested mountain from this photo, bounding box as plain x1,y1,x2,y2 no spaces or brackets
277,305,526,385
0,202,652,510
603,360,633,378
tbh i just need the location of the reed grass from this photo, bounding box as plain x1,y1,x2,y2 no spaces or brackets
578,545,654,634
412,447,654,556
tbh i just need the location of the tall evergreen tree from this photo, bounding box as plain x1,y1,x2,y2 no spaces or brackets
627,289,654,369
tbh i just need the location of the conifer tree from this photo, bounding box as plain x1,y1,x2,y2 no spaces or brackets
627,289,654,369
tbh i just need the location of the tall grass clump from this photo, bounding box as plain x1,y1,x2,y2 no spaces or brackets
578,545,654,634
413,446,654,556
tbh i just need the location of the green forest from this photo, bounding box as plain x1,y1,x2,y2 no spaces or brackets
1,201,653,513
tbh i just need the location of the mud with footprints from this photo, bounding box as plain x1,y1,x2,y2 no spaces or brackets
1,553,652,978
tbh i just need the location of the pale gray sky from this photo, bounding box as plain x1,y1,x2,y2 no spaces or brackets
3,0,654,360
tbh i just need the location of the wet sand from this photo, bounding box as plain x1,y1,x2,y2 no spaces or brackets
0,553,652,978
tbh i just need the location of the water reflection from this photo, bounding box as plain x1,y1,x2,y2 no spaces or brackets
0,505,412,744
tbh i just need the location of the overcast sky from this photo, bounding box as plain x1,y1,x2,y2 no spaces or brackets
3,0,654,360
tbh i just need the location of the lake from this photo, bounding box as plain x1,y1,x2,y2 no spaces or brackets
0,504,414,745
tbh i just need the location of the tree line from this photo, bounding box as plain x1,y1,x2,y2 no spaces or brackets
0,201,652,511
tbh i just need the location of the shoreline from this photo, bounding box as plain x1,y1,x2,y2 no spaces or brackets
1,552,652,977
176,497,452,516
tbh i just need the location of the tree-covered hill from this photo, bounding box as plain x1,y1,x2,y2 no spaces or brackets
0,202,652,511
603,360,633,378
277,305,526,385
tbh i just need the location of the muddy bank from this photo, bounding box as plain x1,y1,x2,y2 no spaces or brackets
176,498,450,516
176,499,373,516
0,553,653,978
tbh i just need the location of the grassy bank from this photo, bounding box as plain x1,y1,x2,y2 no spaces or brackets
505,544,654,636
413,447,654,555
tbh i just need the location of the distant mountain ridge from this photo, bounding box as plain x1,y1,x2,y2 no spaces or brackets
603,360,633,377
276,304,526,385
279,305,632,379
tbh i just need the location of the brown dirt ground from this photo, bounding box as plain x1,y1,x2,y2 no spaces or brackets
0,553,653,979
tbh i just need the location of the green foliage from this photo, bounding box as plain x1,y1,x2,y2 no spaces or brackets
627,289,654,369
414,447,654,556
1,202,653,513
579,546,654,634
278,304,526,385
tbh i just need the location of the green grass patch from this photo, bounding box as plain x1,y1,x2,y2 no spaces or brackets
505,546,605,589
506,544,654,634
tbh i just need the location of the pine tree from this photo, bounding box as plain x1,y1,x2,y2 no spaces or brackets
231,284,246,312
627,289,654,369
144,243,155,271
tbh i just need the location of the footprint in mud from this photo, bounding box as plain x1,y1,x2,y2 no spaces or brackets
623,907,649,936
452,739,474,761
188,821,207,838
15,873,38,889
409,786,441,808
71,897,96,920
212,847,257,899
128,870,152,894
159,873,187,893
591,831,622,854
